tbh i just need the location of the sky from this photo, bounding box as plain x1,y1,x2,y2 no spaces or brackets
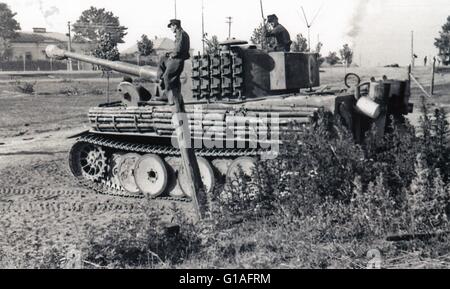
2,0,450,66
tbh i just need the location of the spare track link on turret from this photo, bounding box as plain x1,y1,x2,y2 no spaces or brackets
73,133,268,202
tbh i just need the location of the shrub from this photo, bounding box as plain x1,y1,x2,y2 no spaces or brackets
15,81,35,94
216,101,450,241
406,157,449,234
59,86,80,96
81,207,202,268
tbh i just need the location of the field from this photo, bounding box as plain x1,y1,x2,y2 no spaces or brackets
0,66,449,269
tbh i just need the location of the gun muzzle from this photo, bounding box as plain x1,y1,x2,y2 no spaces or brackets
46,45,67,60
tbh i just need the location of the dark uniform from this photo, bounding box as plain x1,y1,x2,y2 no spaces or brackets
158,19,190,94
265,14,292,52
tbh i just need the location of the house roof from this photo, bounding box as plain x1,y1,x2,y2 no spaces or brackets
11,31,88,44
121,37,175,55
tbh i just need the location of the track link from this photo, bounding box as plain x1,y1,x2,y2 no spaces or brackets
74,133,269,202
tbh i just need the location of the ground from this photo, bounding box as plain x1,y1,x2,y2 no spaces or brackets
0,66,448,268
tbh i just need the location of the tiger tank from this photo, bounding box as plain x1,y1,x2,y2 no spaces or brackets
45,41,413,202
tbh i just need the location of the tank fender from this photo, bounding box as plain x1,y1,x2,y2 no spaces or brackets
67,130,91,139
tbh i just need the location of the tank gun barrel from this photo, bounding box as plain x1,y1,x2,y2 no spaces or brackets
45,45,157,79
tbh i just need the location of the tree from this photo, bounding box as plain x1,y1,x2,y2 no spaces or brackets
316,42,325,66
435,16,450,65
137,34,154,56
93,32,119,102
250,23,276,49
204,35,221,54
73,6,127,45
0,3,21,60
291,34,308,52
340,44,354,67
250,23,265,46
93,33,120,61
325,51,340,66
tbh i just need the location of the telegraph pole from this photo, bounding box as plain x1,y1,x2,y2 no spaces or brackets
411,30,415,68
174,0,177,19
226,17,233,39
67,21,73,71
202,0,206,54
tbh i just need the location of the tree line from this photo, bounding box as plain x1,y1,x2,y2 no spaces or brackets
1,2,450,65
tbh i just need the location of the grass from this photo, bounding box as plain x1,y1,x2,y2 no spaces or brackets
0,80,121,138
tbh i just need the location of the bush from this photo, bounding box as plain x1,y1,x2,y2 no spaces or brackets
59,86,80,96
81,206,202,268
214,100,450,241
15,81,35,94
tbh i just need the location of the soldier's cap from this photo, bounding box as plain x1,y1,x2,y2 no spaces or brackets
267,14,278,23
168,19,181,28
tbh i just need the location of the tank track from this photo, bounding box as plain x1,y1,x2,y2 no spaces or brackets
0,187,145,214
75,133,268,201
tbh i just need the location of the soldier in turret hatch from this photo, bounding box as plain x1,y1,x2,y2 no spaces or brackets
156,19,191,104
265,14,292,52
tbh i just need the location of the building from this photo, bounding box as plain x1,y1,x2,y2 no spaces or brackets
121,37,176,65
9,27,91,60
3,27,91,71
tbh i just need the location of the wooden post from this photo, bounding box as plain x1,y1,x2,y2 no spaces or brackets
408,65,411,83
106,71,110,103
430,57,436,96
411,31,414,68
171,87,207,220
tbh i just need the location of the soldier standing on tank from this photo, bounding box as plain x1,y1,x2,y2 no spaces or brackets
265,14,292,52
156,19,190,104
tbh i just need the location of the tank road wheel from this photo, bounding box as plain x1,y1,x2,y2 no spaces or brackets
225,157,257,190
134,154,168,198
69,142,107,182
165,158,185,198
109,153,124,190
212,159,234,177
117,153,141,194
179,157,216,198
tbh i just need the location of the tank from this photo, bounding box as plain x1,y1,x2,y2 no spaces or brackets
45,42,413,201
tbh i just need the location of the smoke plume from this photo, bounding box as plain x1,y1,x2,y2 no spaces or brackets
38,0,60,27
347,0,370,39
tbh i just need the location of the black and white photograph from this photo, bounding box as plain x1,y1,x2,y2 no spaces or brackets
0,0,449,274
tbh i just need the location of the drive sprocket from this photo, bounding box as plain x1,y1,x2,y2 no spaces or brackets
69,142,108,182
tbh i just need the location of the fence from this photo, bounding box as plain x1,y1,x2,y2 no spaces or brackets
0,60,85,71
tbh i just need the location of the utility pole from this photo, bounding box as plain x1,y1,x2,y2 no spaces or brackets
202,0,206,54
317,34,320,51
431,57,436,95
174,0,177,19
226,17,233,39
67,21,73,71
411,30,415,68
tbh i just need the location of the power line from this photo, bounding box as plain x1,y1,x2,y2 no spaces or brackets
72,24,125,29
